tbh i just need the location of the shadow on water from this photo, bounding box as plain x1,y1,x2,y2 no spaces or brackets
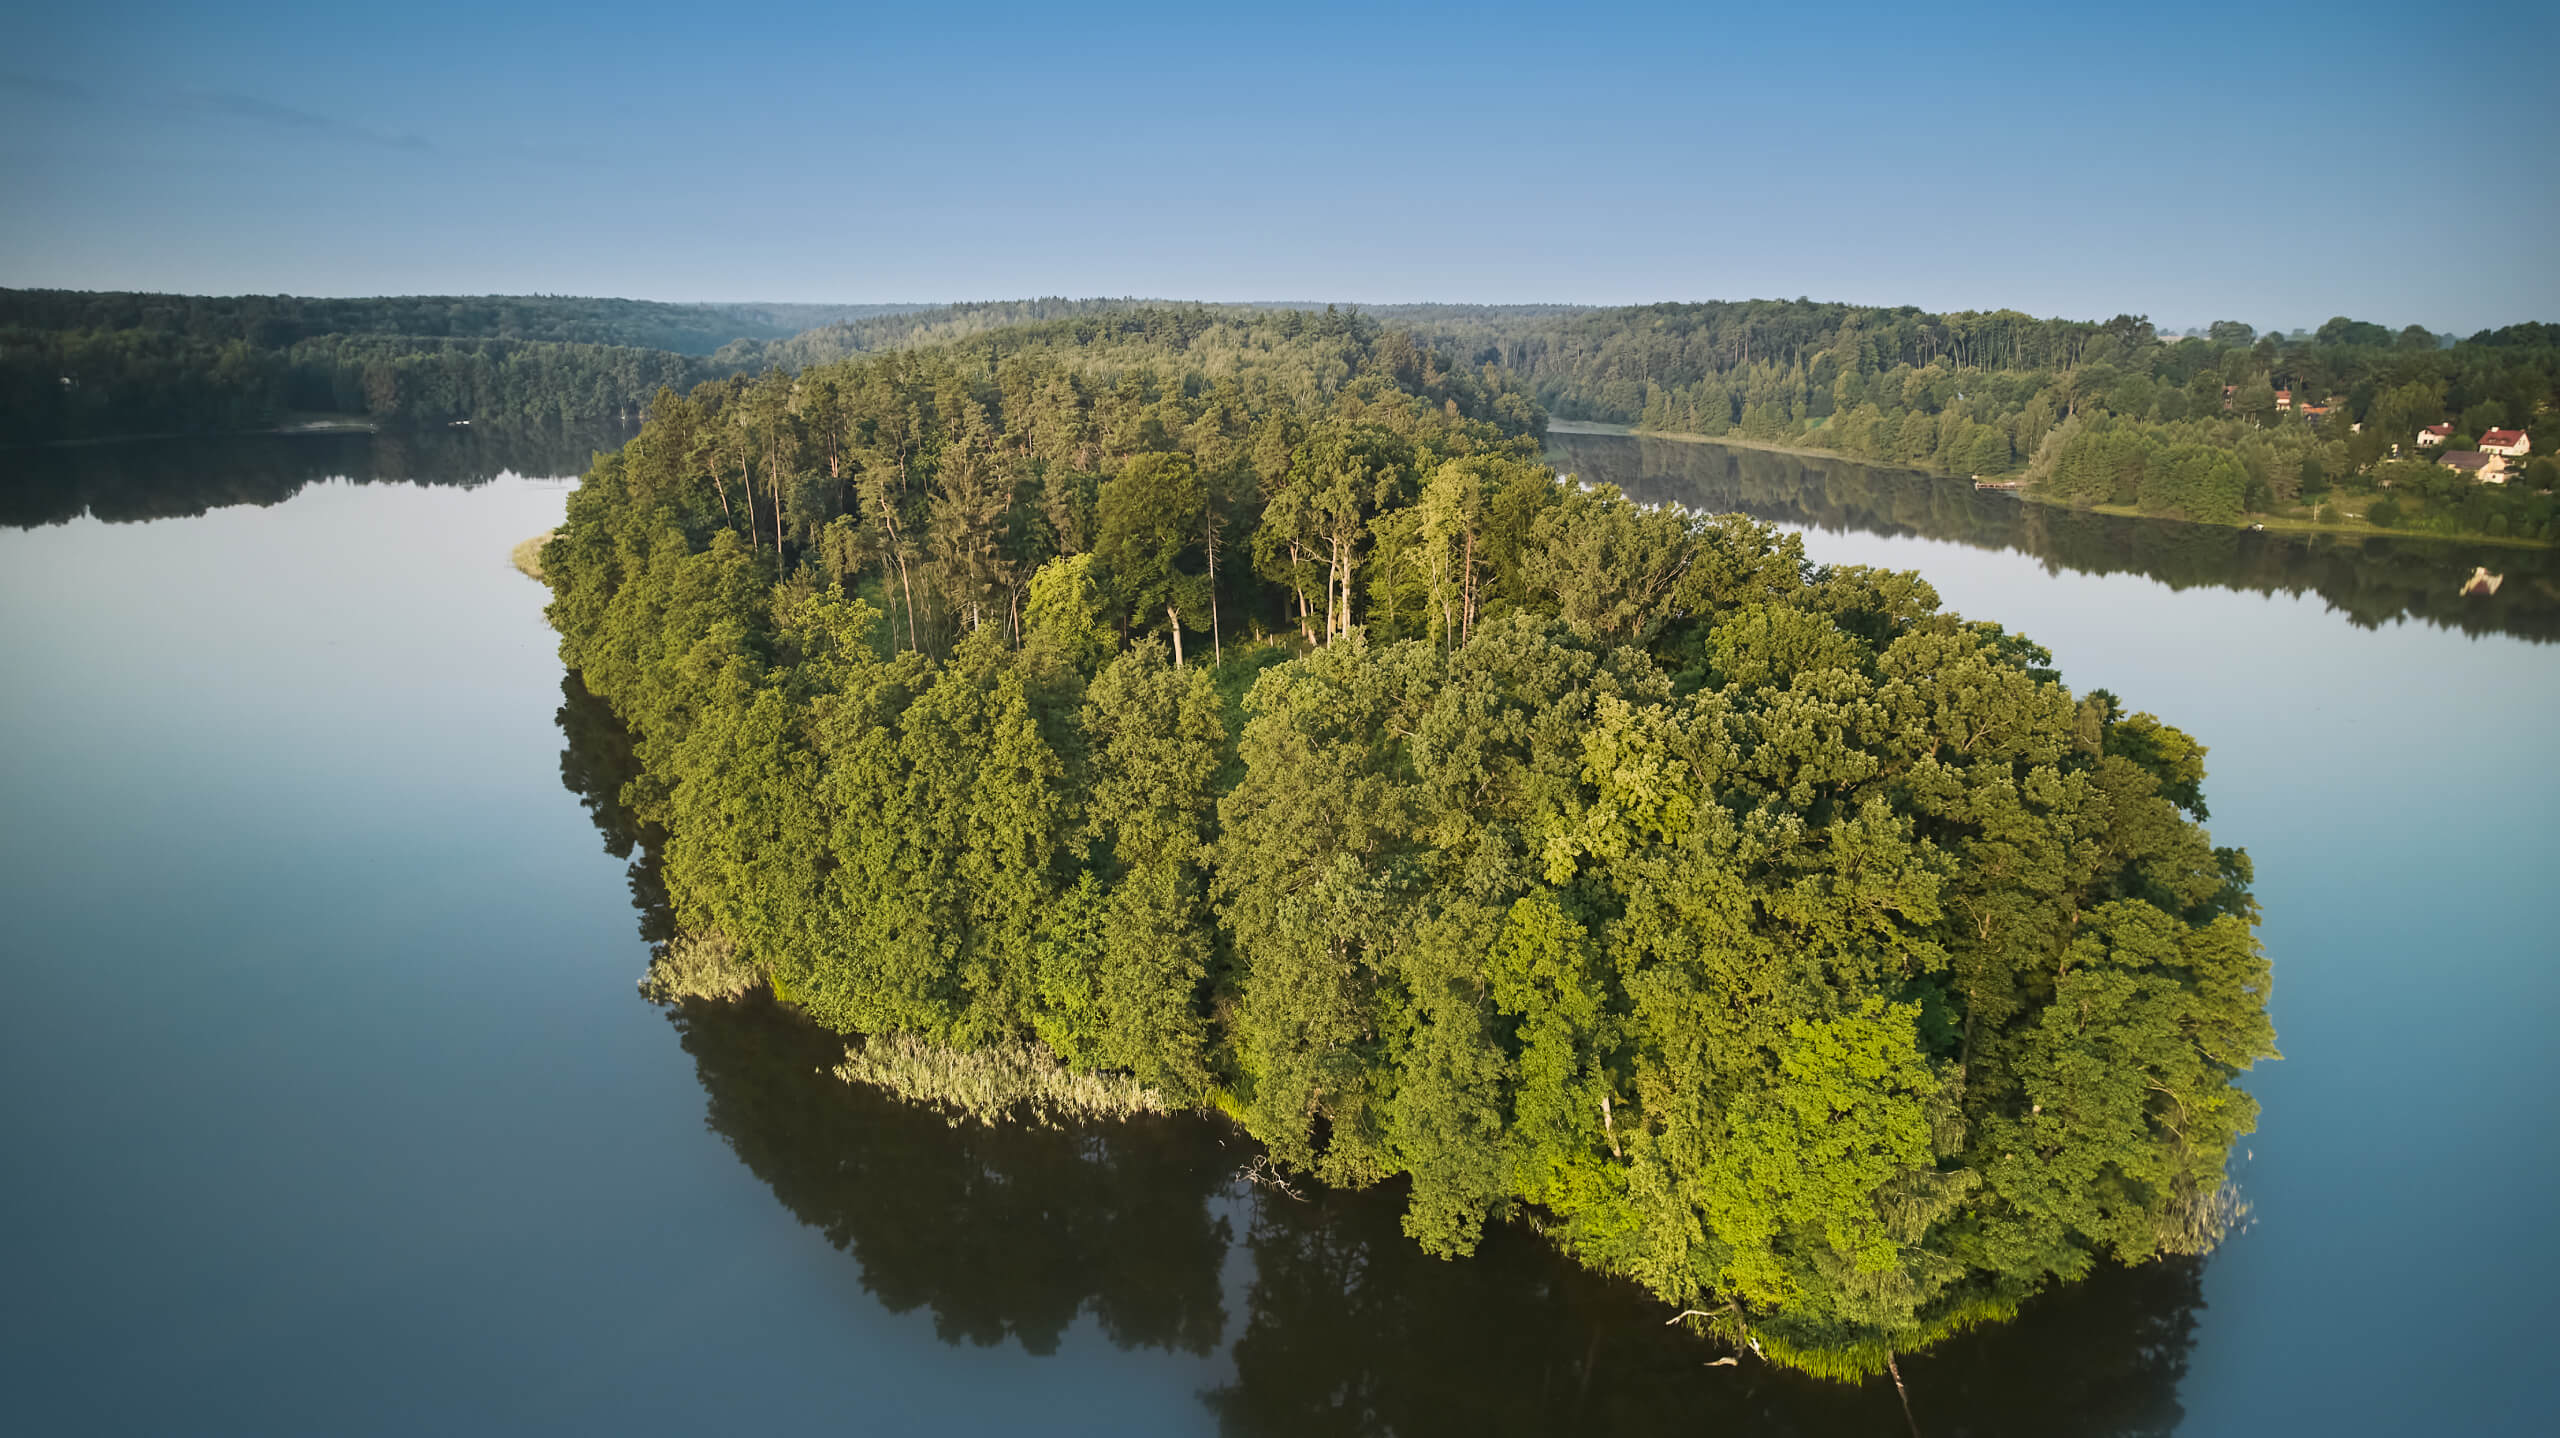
1549,429,2560,645
556,672,676,945
557,673,2211,1436
673,997,1236,1357
0,420,633,528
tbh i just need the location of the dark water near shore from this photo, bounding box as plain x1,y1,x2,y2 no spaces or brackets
2,430,2551,1433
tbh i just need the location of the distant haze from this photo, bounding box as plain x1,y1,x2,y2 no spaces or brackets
2,0,2552,332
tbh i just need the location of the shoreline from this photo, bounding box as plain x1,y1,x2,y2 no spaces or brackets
1549,420,2557,552
511,531,555,580
4,418,382,451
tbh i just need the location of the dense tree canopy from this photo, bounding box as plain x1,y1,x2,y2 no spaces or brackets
543,309,2273,1377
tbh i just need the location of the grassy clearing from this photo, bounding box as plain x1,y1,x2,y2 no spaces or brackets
511,530,556,580
834,1033,1169,1127
637,933,760,1004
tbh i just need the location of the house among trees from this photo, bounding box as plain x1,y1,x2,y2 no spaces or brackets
2442,449,2509,482
2480,428,2531,458
2275,388,2292,409
2417,423,2453,447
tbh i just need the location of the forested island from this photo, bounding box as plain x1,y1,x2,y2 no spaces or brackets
539,306,2275,1378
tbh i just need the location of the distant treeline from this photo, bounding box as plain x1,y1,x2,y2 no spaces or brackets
0,289,911,354
1393,301,2559,535
17,287,2548,541
720,299,1606,374
0,327,716,442
0,289,927,446
711,297,1189,372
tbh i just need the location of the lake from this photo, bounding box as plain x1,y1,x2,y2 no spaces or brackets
1,427,2550,1434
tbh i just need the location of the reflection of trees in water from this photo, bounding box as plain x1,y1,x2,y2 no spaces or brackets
0,420,630,528
555,667,2205,1433
1551,431,2560,644
673,998,1234,1356
1212,1181,2198,1438
554,673,674,944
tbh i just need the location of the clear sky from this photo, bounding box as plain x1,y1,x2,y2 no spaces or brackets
3,0,2552,332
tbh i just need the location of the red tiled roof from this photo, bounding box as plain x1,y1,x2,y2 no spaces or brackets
2481,428,2525,446
2423,424,2453,435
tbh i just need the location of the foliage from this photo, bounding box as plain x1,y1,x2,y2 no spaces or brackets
543,310,2274,1377
0,290,922,443
835,1032,1172,1126
0,288,901,354
638,931,761,1003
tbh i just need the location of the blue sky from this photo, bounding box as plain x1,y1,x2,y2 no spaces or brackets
2,0,2552,331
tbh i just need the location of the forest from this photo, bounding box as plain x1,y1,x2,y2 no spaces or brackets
0,289,912,444
1396,301,2558,540
540,306,2274,1377
0,288,905,353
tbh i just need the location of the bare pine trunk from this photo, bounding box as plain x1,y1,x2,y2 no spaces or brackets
770,437,786,559
1205,522,1221,666
1461,530,1477,643
1290,542,1312,644
874,494,921,652
1166,606,1185,666
1329,539,1347,640
896,554,919,652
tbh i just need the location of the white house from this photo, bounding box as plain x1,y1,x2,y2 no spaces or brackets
2479,428,2530,458
2416,423,2453,448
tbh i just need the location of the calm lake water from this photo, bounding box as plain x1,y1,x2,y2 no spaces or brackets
1,428,2551,1434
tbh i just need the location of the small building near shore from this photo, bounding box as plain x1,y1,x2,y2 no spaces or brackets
2442,450,2509,482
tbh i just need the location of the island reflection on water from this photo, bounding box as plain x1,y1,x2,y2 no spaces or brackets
556,673,2207,1437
